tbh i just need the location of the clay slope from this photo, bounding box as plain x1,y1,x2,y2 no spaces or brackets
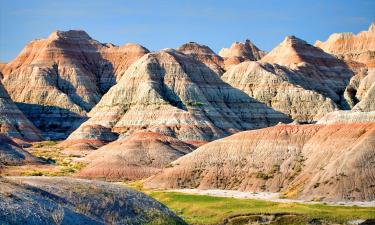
77,131,194,180
316,23,375,111
1,30,148,139
0,134,43,166
145,122,375,201
219,39,266,70
261,36,353,104
64,49,291,150
0,81,43,141
177,42,224,76
0,177,186,225
222,61,337,122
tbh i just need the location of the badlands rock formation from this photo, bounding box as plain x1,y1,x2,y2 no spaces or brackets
145,121,375,201
222,61,337,122
1,30,148,139
0,134,43,166
64,49,291,150
317,110,375,124
77,131,194,180
0,81,43,141
219,39,266,69
0,177,186,225
261,36,353,104
177,42,224,76
316,23,375,111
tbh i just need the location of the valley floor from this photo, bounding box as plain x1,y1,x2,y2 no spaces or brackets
166,189,375,207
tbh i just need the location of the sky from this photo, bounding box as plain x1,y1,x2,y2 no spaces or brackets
0,0,374,62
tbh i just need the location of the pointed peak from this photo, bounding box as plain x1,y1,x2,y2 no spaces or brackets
369,22,375,32
282,35,308,45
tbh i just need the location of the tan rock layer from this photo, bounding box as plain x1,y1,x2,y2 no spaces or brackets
145,122,375,201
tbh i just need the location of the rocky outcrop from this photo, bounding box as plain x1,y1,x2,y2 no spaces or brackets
219,39,266,70
0,81,43,141
1,30,148,139
145,122,375,201
63,49,291,149
261,36,353,104
316,23,375,111
0,177,186,225
177,42,224,76
0,134,43,166
77,131,194,180
315,23,375,69
222,61,337,122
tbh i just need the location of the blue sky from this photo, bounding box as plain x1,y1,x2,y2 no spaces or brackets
0,0,374,62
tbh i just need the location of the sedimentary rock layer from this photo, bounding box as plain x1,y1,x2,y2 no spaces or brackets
222,61,337,122
77,131,194,180
219,39,266,70
64,49,291,149
261,36,353,104
0,177,186,225
1,30,148,139
145,122,375,201
0,81,43,141
177,42,224,76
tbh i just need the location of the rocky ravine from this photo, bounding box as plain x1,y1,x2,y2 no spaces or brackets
0,176,186,225
62,49,291,151
145,111,375,202
0,30,148,139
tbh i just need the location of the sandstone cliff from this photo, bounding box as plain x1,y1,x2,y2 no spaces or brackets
0,81,43,141
1,30,148,139
77,131,194,180
64,49,291,150
145,121,375,201
219,39,266,70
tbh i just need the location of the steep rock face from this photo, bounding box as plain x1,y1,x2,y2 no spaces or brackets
0,81,43,141
177,42,224,76
219,40,266,70
1,30,148,139
77,131,194,180
64,49,291,149
222,61,337,122
316,23,375,111
261,36,353,104
145,122,375,201
0,134,43,166
315,23,375,68
0,177,186,225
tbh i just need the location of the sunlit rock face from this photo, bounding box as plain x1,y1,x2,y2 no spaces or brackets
222,61,337,123
0,81,43,142
316,23,375,111
1,30,148,139
177,42,225,76
145,121,375,202
219,39,266,70
63,49,291,150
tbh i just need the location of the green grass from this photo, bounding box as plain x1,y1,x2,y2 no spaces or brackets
143,191,375,225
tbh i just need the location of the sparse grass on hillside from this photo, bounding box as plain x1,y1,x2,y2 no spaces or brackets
2,141,86,177
126,182,375,225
